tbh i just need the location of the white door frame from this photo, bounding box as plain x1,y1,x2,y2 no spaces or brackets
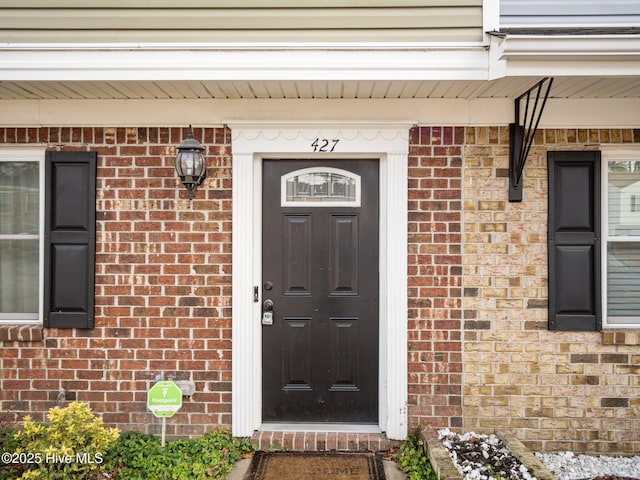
231,123,409,440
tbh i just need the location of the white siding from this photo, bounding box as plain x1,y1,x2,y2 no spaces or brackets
501,0,640,26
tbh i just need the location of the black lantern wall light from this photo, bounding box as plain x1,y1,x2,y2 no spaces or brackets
175,125,206,201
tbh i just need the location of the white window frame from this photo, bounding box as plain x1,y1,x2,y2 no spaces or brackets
0,148,45,325
601,146,640,328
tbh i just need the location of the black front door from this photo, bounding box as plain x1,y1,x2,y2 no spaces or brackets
262,159,379,423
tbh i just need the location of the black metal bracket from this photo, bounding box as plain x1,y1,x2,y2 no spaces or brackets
509,77,553,202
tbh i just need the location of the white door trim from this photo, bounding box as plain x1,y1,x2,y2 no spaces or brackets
231,123,409,440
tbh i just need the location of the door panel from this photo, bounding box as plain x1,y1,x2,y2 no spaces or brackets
329,317,359,391
283,215,312,295
330,215,359,295
262,159,379,423
282,318,312,390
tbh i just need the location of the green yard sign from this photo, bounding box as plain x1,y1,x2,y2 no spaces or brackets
147,380,183,418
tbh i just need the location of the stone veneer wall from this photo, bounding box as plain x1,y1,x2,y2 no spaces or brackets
461,126,640,455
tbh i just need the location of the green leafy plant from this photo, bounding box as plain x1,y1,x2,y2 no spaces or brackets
104,428,256,480
102,430,162,476
396,433,437,480
1,426,23,480
4,403,254,480
11,402,119,480
485,465,504,479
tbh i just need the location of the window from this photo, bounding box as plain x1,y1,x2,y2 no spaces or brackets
0,149,45,324
281,167,360,207
603,148,640,327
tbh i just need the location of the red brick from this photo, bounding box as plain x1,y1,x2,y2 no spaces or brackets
0,124,634,453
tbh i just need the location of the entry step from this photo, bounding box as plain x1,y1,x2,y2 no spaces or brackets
251,430,400,452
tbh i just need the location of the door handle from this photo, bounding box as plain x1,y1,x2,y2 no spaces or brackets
263,299,274,311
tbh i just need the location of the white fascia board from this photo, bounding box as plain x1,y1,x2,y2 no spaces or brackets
0,43,489,82
499,35,640,60
0,98,509,127
490,34,640,77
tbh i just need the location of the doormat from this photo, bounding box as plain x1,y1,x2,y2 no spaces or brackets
244,451,387,480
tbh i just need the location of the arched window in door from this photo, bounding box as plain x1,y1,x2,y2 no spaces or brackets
281,167,361,207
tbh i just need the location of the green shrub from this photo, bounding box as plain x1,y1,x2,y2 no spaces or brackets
102,430,162,474
397,433,437,480
104,428,256,480
1,427,24,480
12,402,119,480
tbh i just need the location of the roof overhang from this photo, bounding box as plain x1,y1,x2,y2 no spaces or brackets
0,43,489,82
490,33,640,78
1,39,640,118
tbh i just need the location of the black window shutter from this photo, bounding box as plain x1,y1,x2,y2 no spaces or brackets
548,151,601,331
44,151,97,329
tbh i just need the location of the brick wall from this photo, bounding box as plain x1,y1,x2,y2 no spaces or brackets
1,125,639,454
0,127,233,437
407,127,464,432
462,127,640,455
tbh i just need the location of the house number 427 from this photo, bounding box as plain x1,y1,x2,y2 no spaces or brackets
311,138,340,152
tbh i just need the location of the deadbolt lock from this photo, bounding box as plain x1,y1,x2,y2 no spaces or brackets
262,299,274,325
